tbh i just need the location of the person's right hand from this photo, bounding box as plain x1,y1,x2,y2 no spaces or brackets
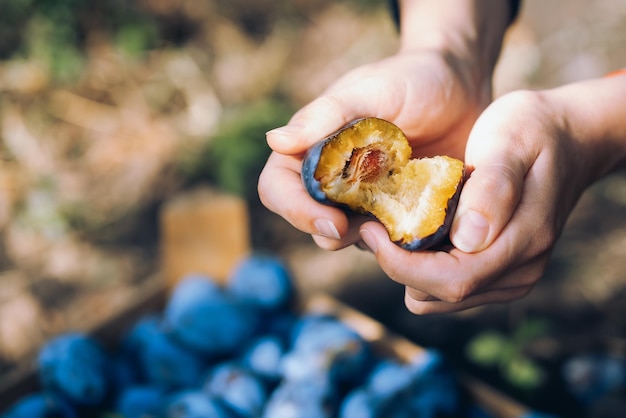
258,48,492,251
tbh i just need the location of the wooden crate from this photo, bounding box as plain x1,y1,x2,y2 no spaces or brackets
0,277,530,417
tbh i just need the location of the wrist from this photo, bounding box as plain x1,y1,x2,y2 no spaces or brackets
547,75,626,183
397,0,512,87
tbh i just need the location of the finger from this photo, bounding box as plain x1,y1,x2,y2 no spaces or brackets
361,210,548,305
266,94,363,156
258,152,349,240
360,221,529,303
312,216,364,251
406,287,440,302
404,253,544,304
450,163,525,253
266,59,418,156
451,96,540,253
404,285,533,315
359,222,480,302
354,240,370,251
312,214,378,250
312,233,357,251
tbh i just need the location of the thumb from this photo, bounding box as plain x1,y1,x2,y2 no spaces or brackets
450,163,524,252
266,95,362,155
450,107,532,253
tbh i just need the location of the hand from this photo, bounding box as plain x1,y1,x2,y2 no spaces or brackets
258,49,490,250
359,84,624,314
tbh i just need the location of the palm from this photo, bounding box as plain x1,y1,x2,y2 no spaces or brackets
321,51,489,161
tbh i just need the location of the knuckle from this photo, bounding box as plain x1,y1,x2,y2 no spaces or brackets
524,219,559,258
440,280,476,304
499,89,546,112
406,287,432,302
490,89,556,142
282,204,299,224
538,221,559,249
532,231,556,256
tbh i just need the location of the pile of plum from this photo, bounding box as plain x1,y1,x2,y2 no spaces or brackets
2,254,513,418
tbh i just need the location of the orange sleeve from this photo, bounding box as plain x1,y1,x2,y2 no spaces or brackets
605,68,626,78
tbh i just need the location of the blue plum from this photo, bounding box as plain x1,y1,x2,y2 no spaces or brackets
561,353,626,405
163,274,222,323
340,383,417,418
37,333,109,406
161,390,235,418
282,314,372,385
227,254,294,311
404,350,461,417
340,360,419,418
1,393,76,418
120,315,207,389
163,275,258,356
340,350,461,418
366,359,416,399
339,388,380,418
301,117,465,251
2,252,475,418
202,362,268,417
241,335,286,383
263,377,339,418
517,413,562,418
115,385,164,418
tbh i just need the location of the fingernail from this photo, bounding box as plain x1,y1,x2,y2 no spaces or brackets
313,218,341,240
360,229,378,253
452,210,489,253
266,125,303,137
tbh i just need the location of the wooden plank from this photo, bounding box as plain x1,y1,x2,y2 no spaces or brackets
159,186,251,288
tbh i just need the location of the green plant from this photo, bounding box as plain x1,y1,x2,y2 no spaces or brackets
178,99,294,200
2,0,161,83
465,318,551,391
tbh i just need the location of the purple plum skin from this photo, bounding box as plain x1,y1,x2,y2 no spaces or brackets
301,138,333,205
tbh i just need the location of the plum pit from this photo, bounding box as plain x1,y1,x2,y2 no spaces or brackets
342,146,389,184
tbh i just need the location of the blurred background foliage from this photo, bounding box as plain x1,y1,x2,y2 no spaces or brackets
178,99,294,199
1,0,158,80
1,0,625,416
0,0,398,372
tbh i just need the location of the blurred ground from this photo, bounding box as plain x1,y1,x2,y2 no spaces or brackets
0,0,625,416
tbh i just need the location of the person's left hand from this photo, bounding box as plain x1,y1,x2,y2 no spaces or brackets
358,88,598,314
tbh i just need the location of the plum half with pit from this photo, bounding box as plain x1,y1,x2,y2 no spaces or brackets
301,117,465,251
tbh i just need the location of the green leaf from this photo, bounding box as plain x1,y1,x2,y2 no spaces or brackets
465,331,510,367
511,317,551,346
502,355,547,390
115,21,158,57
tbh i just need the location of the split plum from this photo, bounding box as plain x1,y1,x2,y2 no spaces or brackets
301,117,465,251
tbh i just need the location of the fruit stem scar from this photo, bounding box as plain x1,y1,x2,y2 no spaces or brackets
342,145,389,184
